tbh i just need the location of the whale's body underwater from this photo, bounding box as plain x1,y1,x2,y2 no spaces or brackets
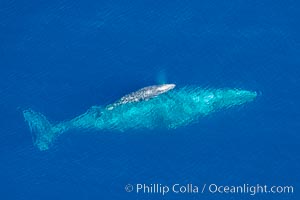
23,85,257,150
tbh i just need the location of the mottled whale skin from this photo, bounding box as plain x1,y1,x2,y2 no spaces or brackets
23,85,257,150
107,84,175,110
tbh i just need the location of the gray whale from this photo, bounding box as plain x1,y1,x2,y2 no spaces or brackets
23,85,257,151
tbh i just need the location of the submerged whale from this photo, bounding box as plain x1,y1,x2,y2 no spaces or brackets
23,85,257,150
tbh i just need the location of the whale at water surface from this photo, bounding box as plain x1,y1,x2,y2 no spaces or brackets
106,84,175,110
23,84,257,151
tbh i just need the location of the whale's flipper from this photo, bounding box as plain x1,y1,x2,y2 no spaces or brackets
23,109,57,151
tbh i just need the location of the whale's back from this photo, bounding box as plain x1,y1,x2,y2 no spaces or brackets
107,84,175,110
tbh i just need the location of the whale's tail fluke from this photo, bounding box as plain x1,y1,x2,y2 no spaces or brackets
23,109,57,151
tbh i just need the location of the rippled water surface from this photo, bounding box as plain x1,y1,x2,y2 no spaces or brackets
0,0,299,199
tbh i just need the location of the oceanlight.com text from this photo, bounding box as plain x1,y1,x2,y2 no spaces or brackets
125,183,294,196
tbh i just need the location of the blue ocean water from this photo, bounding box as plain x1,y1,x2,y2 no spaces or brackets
0,0,299,199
